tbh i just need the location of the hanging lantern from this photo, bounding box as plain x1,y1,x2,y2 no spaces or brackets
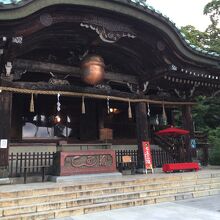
81,55,105,85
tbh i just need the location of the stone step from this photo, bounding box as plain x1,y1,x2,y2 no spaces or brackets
1,181,220,217
0,174,220,207
1,171,220,219
1,177,220,208
1,173,220,200
2,172,219,199
1,188,220,220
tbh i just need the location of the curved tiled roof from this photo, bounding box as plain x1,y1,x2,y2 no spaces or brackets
0,0,219,60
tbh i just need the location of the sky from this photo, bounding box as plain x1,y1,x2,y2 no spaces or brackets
0,0,212,31
147,0,211,31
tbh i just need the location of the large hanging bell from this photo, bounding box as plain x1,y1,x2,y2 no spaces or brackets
81,55,105,85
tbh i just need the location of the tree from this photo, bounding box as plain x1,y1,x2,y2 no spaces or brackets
204,0,220,53
181,0,220,53
181,0,220,164
204,0,220,26
181,25,209,49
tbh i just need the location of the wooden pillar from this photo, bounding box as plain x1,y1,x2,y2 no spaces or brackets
11,94,22,141
135,102,149,170
79,100,98,140
98,101,105,130
182,105,194,162
167,109,175,126
0,91,12,178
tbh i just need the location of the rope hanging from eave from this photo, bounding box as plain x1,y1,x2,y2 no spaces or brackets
0,86,196,106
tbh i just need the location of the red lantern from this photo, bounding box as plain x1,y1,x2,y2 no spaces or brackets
81,55,105,85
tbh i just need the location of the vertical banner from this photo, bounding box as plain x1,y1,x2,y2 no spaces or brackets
142,141,153,173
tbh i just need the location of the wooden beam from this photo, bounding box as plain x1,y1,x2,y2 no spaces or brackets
13,59,138,84
142,67,168,82
0,80,196,105
167,72,220,85
1,80,140,99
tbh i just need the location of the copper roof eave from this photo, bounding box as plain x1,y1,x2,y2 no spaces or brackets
0,0,219,69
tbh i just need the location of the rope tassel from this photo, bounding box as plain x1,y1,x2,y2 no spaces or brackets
82,96,85,114
128,100,132,119
30,93,34,112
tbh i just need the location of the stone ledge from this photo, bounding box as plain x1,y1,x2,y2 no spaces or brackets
49,172,122,183
0,178,10,185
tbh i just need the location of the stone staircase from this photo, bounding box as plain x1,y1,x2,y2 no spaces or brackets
0,171,220,220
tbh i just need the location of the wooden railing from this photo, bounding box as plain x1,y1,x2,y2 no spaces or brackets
9,152,55,177
115,149,174,169
152,134,177,158
8,149,174,177
151,149,175,167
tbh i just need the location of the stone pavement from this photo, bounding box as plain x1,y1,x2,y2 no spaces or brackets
57,195,220,220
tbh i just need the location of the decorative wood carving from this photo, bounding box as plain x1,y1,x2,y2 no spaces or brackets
174,83,199,99
48,72,70,86
212,90,220,97
64,154,113,168
127,81,149,94
80,16,136,43
54,150,116,176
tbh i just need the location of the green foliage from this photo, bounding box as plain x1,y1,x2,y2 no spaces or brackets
181,25,209,49
203,0,220,53
208,127,220,165
203,1,220,165
203,97,220,128
203,0,220,26
205,27,220,53
181,1,220,164
181,0,220,53
193,96,220,130
193,97,220,165
192,96,209,131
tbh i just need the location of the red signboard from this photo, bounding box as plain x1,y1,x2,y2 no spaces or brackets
142,141,153,171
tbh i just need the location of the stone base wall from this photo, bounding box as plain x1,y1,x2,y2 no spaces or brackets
0,166,9,178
